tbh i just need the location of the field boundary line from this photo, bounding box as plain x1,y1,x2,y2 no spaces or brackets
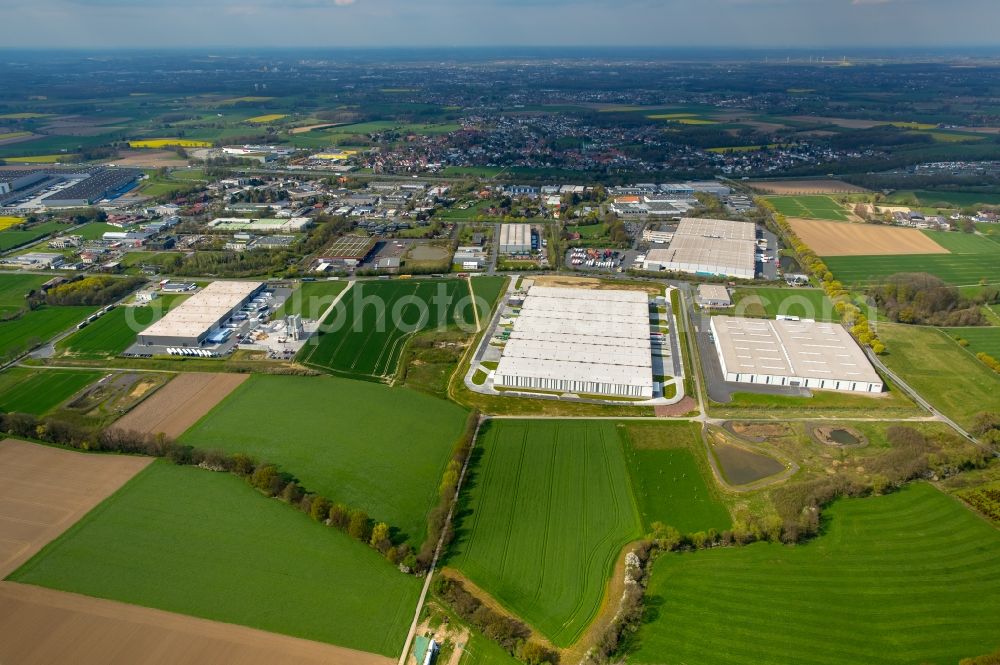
396,414,485,665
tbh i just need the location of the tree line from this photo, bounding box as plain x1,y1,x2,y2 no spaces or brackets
38,275,146,307
434,576,559,665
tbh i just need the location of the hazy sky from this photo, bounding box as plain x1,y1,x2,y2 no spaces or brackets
2,0,998,50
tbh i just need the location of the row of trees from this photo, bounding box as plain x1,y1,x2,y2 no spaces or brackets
418,410,480,570
759,199,885,354
434,576,559,665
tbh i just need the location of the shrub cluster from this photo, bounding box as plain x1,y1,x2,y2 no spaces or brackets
40,275,146,307
434,576,558,665
585,546,652,664
869,272,985,326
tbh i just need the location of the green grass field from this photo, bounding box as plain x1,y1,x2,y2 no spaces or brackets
180,374,468,542
729,287,837,321
0,273,49,315
620,422,731,534
0,367,101,414
275,280,349,318
10,460,420,656
824,253,1000,287
0,221,70,251
887,189,1000,208
448,420,643,647
879,323,1000,430
0,305,96,359
299,279,479,379
56,296,185,358
75,222,121,240
630,483,1000,665
944,326,1000,360
921,230,1000,254
470,276,507,320
766,195,849,221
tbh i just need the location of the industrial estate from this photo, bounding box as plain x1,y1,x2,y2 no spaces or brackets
0,42,999,665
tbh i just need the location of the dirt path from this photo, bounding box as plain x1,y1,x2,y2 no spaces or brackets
0,439,152,578
111,372,248,438
0,582,393,665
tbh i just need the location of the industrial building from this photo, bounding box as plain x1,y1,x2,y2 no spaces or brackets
499,224,532,254
41,168,143,207
209,217,312,233
696,284,732,308
494,286,654,398
709,315,884,393
642,217,756,279
137,281,263,347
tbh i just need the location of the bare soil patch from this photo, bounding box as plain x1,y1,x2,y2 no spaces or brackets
788,218,948,256
531,274,662,296
0,439,151,578
290,123,343,134
782,115,885,129
107,150,189,168
0,582,392,665
748,179,869,194
655,396,697,417
112,373,248,439
0,133,40,146
726,421,794,441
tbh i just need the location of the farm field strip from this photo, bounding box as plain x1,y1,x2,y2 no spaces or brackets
942,326,1000,360
729,287,837,321
789,218,948,256
630,484,1000,665
449,420,643,647
300,279,478,379
766,195,850,221
111,372,249,439
0,368,102,415
921,229,1000,254
0,273,49,313
0,439,151,578
56,296,185,358
878,323,1000,430
178,374,468,543
748,179,869,195
824,253,1000,287
0,306,97,359
9,461,421,656
0,582,394,665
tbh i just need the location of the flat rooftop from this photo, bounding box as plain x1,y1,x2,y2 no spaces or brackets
710,315,881,384
496,284,653,393
140,281,262,340
647,217,756,278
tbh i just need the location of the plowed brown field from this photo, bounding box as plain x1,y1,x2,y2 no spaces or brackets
788,218,949,256
0,583,393,665
0,439,151,578
112,372,248,439
748,179,869,194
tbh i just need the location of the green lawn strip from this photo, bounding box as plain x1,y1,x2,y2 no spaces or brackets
0,305,97,359
0,273,49,314
729,287,837,321
766,195,849,221
630,483,1000,665
942,326,1000,359
0,367,101,414
824,253,1000,287
878,323,1000,430
56,295,186,358
448,420,643,647
179,374,468,543
619,421,731,534
274,280,349,319
921,230,1000,254
9,460,420,656
470,276,507,321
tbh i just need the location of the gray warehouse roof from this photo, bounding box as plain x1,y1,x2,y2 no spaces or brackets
710,315,881,384
644,217,756,279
